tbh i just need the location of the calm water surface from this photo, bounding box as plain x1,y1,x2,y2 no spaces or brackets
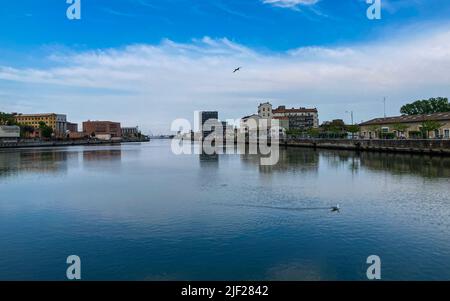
1,140,450,280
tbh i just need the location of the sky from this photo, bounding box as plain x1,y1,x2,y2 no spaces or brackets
1,0,450,134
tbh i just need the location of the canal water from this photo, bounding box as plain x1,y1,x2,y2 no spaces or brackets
1,140,449,280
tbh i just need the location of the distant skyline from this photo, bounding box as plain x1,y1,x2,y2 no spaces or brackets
1,0,450,134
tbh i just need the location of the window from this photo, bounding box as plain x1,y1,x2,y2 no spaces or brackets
445,129,450,139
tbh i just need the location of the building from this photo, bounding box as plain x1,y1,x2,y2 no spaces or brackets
122,127,139,138
272,106,319,129
258,102,273,119
240,114,261,134
14,113,67,137
67,122,78,133
83,121,122,139
199,111,219,138
0,125,20,142
359,112,450,139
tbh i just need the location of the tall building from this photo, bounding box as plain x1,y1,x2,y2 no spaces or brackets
83,121,122,138
200,111,219,138
14,113,67,137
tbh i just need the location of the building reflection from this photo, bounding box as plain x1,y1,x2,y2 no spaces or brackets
358,152,450,178
0,149,70,178
239,144,320,174
318,149,450,178
82,149,122,162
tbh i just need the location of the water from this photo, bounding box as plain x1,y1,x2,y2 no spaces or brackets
1,140,450,280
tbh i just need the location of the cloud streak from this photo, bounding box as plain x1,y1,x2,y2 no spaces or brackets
262,0,320,8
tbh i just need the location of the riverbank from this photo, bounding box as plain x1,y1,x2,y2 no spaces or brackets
0,138,150,149
282,138,450,155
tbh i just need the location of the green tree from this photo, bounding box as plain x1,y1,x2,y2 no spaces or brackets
400,97,450,115
39,121,53,139
420,120,444,139
19,125,35,138
0,112,17,125
346,125,360,138
391,123,409,138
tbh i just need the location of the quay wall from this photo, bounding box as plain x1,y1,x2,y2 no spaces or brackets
282,139,450,155
0,138,149,149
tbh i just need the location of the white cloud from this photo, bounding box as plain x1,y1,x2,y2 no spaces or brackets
262,0,320,8
1,28,450,133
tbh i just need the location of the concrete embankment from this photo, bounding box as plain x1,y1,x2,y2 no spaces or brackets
282,139,450,156
0,138,149,149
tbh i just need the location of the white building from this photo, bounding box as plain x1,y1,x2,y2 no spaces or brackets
0,125,20,142
258,102,273,119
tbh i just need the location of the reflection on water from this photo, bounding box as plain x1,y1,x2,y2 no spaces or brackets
0,149,70,178
0,141,449,280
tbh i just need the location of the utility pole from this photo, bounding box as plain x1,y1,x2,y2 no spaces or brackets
346,111,354,125
383,97,387,118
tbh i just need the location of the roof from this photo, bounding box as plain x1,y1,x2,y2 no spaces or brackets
15,113,58,117
273,107,318,114
241,114,260,120
360,112,450,126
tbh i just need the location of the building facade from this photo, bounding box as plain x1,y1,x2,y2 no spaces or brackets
83,121,122,138
14,113,67,137
272,106,319,129
359,112,450,139
258,102,273,119
67,122,78,133
200,111,219,138
0,125,20,142
122,127,139,137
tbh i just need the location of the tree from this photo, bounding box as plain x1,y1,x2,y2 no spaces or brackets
400,97,450,115
0,112,17,125
391,123,409,138
39,121,53,139
19,125,35,138
421,120,443,139
346,125,360,139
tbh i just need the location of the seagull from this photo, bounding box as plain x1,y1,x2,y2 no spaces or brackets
233,67,242,73
331,204,340,212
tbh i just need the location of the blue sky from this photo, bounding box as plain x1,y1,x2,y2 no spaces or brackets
1,0,450,133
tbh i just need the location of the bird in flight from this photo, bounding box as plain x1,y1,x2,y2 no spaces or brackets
233,67,241,73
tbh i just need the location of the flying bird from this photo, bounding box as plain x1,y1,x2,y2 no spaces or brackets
233,67,241,73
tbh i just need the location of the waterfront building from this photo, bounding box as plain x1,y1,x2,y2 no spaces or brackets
67,122,78,133
240,114,261,134
272,105,319,129
359,112,450,139
83,121,122,138
258,102,273,119
14,113,67,137
200,111,219,138
122,127,140,138
0,125,20,142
